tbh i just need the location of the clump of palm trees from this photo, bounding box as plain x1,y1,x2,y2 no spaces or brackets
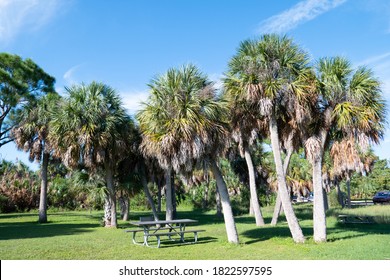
8,34,387,244
137,64,239,243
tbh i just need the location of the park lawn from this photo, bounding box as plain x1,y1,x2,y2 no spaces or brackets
1,204,390,260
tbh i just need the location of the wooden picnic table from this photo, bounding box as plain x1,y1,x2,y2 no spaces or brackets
126,219,205,248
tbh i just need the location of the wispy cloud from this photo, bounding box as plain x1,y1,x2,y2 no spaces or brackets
257,0,347,34
358,52,390,160
0,0,66,44
120,90,150,116
63,64,84,85
356,52,390,67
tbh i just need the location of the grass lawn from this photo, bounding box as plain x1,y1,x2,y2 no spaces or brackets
1,204,390,260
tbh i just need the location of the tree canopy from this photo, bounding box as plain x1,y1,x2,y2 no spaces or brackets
0,53,55,148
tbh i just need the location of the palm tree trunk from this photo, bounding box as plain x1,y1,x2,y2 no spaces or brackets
312,150,327,242
271,192,282,226
244,147,265,226
336,181,344,207
215,186,222,218
271,148,293,226
120,195,130,221
269,115,305,243
249,199,254,215
105,161,117,227
38,152,49,223
210,159,239,244
157,181,162,213
103,196,111,225
202,184,209,209
323,187,329,211
165,166,174,220
346,173,351,208
172,180,177,219
140,163,159,220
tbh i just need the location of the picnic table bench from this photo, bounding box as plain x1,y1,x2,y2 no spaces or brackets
337,214,374,224
125,217,205,248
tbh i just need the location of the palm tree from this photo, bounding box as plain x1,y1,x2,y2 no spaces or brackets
223,87,266,226
270,116,302,225
11,92,60,223
303,57,387,242
224,34,308,243
330,137,376,208
137,64,239,243
49,82,135,227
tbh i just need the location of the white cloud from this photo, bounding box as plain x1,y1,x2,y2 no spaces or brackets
209,73,223,92
356,52,390,67
257,0,347,34
0,0,65,44
120,90,150,116
63,64,84,85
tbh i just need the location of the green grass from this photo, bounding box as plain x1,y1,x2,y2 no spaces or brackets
1,204,390,260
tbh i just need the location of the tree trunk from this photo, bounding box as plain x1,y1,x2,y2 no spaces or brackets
140,163,159,220
202,184,209,209
121,196,130,221
215,186,222,218
249,199,254,216
312,150,327,242
105,161,117,227
103,196,111,226
269,115,305,243
346,173,351,208
157,182,162,213
271,193,282,226
38,152,49,223
323,187,329,211
210,159,239,244
165,166,174,220
244,147,265,226
336,181,344,207
172,179,177,219
271,148,293,226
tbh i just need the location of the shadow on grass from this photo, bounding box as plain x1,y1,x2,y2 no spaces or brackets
145,236,218,249
326,223,390,242
241,220,390,245
0,213,39,220
0,211,104,221
241,225,313,244
0,221,99,240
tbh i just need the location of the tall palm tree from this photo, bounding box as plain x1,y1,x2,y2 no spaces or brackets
224,34,308,243
137,64,239,243
303,57,387,242
270,115,302,225
223,87,266,226
11,92,60,223
49,82,134,227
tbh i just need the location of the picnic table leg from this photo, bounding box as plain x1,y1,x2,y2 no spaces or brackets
157,236,161,248
132,232,137,244
143,228,149,246
131,231,144,245
179,223,186,242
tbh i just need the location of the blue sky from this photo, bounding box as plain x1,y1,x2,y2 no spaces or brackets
1,0,389,170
